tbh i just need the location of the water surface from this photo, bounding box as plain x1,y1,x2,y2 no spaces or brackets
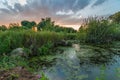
42,44,120,80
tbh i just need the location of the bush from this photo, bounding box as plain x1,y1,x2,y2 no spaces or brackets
77,27,87,43
38,42,54,55
64,33,77,40
111,23,120,41
85,20,115,44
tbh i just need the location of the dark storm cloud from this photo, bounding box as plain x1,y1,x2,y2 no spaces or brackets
0,8,11,14
0,0,91,14
93,0,107,6
25,0,91,13
14,3,24,12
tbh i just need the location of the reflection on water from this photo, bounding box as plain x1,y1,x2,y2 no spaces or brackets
42,44,120,80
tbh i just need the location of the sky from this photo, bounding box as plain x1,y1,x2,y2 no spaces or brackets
0,0,120,30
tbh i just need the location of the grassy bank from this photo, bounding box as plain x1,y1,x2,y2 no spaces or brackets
0,30,66,56
0,30,74,80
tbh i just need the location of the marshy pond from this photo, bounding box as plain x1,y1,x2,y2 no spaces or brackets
41,43,120,80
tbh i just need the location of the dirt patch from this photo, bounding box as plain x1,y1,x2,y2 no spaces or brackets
0,67,39,80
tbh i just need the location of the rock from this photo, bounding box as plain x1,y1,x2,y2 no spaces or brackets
55,40,72,47
10,48,27,57
72,44,80,52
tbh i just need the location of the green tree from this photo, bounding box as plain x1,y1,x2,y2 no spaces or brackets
9,23,19,28
0,25,7,31
31,21,36,27
37,17,76,33
21,20,29,26
9,23,21,30
21,20,36,29
37,18,54,30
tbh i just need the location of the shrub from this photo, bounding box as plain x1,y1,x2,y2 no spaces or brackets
111,23,120,41
64,33,77,40
38,42,54,55
77,26,87,43
85,20,115,44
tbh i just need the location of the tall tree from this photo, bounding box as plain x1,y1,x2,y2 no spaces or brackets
37,17,54,30
21,20,36,28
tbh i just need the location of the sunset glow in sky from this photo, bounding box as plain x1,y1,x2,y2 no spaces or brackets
0,0,120,29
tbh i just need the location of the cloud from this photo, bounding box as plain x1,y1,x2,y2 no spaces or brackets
0,0,119,27
0,0,91,14
56,10,74,16
18,0,27,5
14,3,24,12
92,0,107,6
72,0,90,10
0,0,91,25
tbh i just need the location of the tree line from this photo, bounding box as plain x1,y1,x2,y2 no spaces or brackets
0,17,76,33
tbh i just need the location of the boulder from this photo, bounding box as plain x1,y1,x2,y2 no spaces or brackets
10,48,27,57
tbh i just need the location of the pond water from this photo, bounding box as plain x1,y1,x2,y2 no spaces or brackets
42,44,120,80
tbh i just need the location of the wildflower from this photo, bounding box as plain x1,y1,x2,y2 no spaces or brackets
36,74,41,79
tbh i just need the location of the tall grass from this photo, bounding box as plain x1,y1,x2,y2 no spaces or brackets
0,30,65,55
86,20,114,44
78,20,120,45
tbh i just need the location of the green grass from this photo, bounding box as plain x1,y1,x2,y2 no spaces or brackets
0,30,65,56
78,20,120,45
0,55,28,70
0,54,49,80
